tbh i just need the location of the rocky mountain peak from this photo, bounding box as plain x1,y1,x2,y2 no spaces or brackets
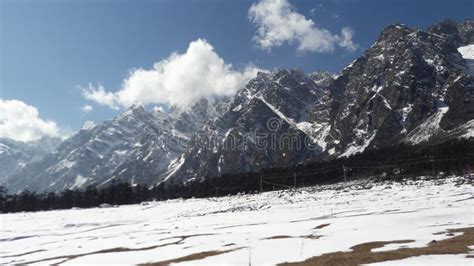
308,71,335,87
272,68,305,82
377,23,415,41
457,19,474,44
29,136,63,152
118,104,149,120
322,19,474,157
428,18,474,46
428,18,459,35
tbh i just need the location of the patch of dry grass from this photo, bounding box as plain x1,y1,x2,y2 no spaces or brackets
280,227,474,266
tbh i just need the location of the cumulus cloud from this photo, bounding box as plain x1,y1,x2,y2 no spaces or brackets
0,99,61,142
81,104,93,113
82,39,263,109
248,0,356,53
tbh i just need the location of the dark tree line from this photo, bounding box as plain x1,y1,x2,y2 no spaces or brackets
155,138,474,197
0,182,151,213
1,139,473,213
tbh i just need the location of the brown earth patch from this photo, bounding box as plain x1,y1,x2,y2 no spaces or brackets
350,240,414,253
301,235,323,240
21,241,181,265
263,235,293,240
140,248,241,266
21,233,215,265
0,249,46,259
314,223,330,230
280,227,474,266
157,233,214,242
263,234,322,240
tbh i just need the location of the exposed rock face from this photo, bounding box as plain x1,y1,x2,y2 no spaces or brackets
427,18,474,46
312,20,474,157
165,19,473,184
164,69,331,185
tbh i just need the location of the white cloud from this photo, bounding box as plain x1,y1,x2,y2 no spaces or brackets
248,0,356,53
82,39,263,109
82,84,119,110
81,120,96,130
81,104,93,113
0,99,61,142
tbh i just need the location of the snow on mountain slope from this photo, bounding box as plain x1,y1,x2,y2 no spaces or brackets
458,44,474,76
340,131,377,157
404,106,450,144
459,44,474,59
0,137,62,183
5,100,227,193
1,175,472,265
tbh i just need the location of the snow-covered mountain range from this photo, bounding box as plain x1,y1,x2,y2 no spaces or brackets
0,137,62,183
2,19,473,193
3,99,229,192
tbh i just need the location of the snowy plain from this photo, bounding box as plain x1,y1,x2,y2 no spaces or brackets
1,175,473,265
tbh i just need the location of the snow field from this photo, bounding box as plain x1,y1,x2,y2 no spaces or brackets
0,175,473,265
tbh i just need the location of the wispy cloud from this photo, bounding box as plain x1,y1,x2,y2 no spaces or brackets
81,104,93,113
248,0,356,53
82,39,263,109
0,99,61,142
82,84,119,110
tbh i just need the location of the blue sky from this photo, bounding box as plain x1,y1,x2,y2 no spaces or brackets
0,0,472,141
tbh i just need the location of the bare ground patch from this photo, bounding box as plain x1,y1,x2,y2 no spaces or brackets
260,223,330,240
139,248,241,266
19,241,182,265
280,227,474,266
0,249,46,259
314,223,330,230
263,235,294,240
19,233,215,265
301,234,323,240
262,234,323,240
